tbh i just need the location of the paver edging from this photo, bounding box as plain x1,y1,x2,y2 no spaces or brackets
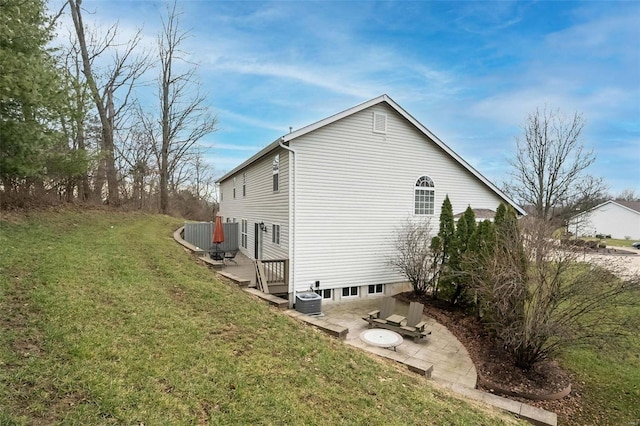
478,372,572,401
434,380,557,426
243,288,288,309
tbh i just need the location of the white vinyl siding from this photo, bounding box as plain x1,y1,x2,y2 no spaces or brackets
291,103,507,293
218,148,289,262
570,202,640,240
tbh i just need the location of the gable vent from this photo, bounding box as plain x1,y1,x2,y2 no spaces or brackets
373,112,387,134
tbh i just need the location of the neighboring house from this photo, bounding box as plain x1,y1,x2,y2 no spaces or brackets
453,208,498,222
216,94,525,306
569,200,640,240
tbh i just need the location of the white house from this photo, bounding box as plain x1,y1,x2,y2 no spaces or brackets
569,200,640,240
217,95,525,306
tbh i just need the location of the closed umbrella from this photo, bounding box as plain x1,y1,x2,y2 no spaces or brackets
212,215,225,260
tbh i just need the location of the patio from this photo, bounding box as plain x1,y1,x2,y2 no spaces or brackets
322,298,477,388
216,253,477,388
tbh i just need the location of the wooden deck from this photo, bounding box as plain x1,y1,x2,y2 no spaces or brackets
215,252,289,296
172,227,289,297
217,251,258,286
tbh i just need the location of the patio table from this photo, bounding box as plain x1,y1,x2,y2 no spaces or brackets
385,314,405,326
359,328,403,351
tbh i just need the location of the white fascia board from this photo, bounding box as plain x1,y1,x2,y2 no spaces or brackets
281,95,389,143
380,96,527,216
609,200,640,215
216,139,281,184
572,200,640,219
217,93,526,215
217,95,388,184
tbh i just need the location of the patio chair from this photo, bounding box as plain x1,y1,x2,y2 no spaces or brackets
362,297,395,327
224,249,239,265
400,301,431,341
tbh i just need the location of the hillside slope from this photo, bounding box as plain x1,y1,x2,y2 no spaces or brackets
0,210,519,425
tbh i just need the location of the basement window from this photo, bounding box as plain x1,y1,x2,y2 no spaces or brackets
315,289,332,299
368,284,384,294
342,286,359,298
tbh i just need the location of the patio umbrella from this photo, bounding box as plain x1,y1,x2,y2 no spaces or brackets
212,215,225,259
212,215,225,244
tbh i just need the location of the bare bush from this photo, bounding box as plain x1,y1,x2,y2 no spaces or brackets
470,213,640,370
391,219,441,297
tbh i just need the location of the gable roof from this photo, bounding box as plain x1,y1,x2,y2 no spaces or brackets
454,208,497,221
573,200,640,218
615,200,640,213
217,94,526,215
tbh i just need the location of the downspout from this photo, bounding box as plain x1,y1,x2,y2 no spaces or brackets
279,137,297,307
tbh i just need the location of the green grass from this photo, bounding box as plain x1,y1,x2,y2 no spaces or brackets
559,305,640,426
605,238,637,247
0,209,518,425
582,237,638,247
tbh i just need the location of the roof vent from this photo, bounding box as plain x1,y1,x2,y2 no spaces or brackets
373,112,387,134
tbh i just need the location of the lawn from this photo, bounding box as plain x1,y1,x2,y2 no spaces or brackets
584,237,638,248
0,209,518,425
559,305,640,425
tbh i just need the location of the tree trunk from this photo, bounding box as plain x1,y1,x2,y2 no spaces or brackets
69,0,119,206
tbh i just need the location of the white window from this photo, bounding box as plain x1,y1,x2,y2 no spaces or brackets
315,289,332,299
368,284,384,294
342,286,359,298
242,173,246,197
415,176,435,215
241,219,247,249
233,177,236,199
272,154,279,192
272,224,280,245
226,218,230,223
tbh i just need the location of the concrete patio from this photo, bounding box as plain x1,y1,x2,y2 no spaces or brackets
322,298,477,388
214,252,477,388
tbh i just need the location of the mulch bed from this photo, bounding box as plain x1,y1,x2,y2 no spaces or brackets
396,292,585,420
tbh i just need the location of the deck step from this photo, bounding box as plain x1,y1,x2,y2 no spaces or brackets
243,288,288,309
286,310,348,339
217,271,251,286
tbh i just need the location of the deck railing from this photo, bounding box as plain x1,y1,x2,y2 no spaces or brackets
256,259,289,295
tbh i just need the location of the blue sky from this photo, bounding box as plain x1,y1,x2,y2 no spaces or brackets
51,1,640,195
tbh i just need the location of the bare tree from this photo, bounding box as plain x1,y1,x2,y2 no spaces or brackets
505,106,606,220
615,188,640,202
391,219,442,296
116,119,157,209
68,0,150,205
147,1,218,214
186,148,217,202
470,213,640,370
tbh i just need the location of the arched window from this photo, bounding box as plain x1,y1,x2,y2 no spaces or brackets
414,176,435,215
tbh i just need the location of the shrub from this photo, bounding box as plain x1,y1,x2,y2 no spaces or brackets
468,206,640,370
